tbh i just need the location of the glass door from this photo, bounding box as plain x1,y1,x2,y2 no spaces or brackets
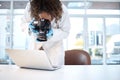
106,18,120,64
67,17,83,50
88,18,104,64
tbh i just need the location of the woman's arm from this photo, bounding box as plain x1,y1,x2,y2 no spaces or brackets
47,4,71,42
20,2,31,34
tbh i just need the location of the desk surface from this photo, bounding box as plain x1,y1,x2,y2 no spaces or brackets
0,65,120,80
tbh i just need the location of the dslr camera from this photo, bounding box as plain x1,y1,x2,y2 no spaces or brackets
31,19,51,41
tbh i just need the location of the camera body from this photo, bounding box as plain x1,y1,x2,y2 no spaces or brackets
32,19,51,41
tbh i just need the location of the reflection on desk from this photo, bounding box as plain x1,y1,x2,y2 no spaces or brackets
0,65,120,80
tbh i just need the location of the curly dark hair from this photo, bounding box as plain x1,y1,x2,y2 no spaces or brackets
30,0,63,22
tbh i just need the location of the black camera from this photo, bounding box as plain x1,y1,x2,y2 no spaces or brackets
32,19,51,41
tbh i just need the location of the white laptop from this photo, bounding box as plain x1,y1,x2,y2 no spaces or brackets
5,49,59,70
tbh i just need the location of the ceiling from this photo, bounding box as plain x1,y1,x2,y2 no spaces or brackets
0,0,120,2
62,0,120,2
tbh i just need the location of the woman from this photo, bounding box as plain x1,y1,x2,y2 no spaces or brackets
21,0,71,68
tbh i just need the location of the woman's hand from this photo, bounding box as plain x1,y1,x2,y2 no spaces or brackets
29,20,39,33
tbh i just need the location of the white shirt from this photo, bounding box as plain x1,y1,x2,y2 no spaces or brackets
21,2,71,68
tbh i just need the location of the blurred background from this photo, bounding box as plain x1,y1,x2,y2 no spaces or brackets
0,0,120,65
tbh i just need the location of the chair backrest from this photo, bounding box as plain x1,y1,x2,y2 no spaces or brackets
65,49,91,65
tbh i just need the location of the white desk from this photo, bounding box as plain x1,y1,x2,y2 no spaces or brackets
0,65,120,80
